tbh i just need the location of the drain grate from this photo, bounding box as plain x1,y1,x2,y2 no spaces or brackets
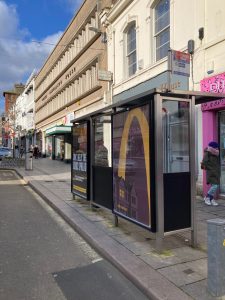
45,180,53,183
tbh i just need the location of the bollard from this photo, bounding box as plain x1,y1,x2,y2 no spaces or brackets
25,151,33,170
207,218,225,297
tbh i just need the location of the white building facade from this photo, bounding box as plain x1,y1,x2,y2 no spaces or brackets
15,72,36,149
101,0,225,195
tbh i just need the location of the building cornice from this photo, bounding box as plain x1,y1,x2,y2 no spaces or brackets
106,0,134,23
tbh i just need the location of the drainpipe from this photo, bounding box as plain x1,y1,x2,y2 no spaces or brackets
109,28,115,105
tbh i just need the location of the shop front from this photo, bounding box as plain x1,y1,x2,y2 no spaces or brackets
45,125,72,162
201,72,225,196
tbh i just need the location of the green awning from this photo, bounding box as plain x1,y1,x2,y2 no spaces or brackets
45,125,71,136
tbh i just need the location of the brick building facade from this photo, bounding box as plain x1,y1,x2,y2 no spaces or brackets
34,0,114,161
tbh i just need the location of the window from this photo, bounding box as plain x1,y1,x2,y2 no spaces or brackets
155,0,170,61
126,23,137,77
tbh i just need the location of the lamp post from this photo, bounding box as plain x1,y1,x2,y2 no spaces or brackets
89,26,107,43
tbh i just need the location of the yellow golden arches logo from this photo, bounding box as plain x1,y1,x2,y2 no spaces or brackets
118,107,150,224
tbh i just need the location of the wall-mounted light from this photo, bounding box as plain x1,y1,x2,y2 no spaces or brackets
199,27,204,40
207,61,214,75
188,40,195,55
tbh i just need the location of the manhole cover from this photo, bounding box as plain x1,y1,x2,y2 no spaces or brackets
53,260,148,300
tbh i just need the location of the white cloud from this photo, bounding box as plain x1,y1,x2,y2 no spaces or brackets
0,1,62,112
0,1,18,38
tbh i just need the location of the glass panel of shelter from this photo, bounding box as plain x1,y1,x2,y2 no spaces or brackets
93,116,111,167
162,100,190,173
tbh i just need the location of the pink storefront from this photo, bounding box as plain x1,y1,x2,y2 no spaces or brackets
201,72,225,196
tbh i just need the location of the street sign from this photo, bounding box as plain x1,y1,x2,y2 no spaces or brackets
98,70,113,81
171,50,190,77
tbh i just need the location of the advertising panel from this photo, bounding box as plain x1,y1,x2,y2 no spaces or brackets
113,104,151,228
72,123,88,199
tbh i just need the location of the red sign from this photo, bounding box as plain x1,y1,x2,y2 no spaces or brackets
171,50,190,77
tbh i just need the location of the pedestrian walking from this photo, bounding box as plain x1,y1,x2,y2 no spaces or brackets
15,145,19,158
20,145,24,158
201,141,220,206
33,145,39,159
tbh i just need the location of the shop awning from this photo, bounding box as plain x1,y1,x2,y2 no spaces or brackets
45,125,71,136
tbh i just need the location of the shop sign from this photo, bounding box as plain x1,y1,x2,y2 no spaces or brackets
201,73,225,111
62,112,75,126
201,73,225,93
201,99,225,111
98,70,113,81
45,126,71,135
160,80,181,90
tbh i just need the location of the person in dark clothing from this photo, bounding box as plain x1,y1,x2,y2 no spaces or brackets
201,141,220,206
15,145,19,158
20,145,24,158
95,141,108,167
33,145,39,159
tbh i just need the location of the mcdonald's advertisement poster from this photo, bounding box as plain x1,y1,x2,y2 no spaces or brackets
72,123,88,199
113,104,151,228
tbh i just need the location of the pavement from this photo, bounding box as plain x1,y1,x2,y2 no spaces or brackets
3,158,225,300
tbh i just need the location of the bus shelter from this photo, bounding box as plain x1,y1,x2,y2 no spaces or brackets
71,89,225,247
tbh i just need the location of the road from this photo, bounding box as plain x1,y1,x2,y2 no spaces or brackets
0,170,149,300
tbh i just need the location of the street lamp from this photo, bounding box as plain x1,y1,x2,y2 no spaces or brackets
89,26,107,43
89,26,101,33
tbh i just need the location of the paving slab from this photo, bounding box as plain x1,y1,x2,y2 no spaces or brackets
113,232,149,244
196,211,219,221
158,258,207,287
181,280,222,300
140,246,207,270
11,158,225,300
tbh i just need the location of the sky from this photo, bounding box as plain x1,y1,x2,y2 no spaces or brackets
0,0,83,113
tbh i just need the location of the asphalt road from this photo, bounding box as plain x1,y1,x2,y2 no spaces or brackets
0,170,149,300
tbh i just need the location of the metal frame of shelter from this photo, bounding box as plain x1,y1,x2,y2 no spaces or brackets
71,89,225,248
